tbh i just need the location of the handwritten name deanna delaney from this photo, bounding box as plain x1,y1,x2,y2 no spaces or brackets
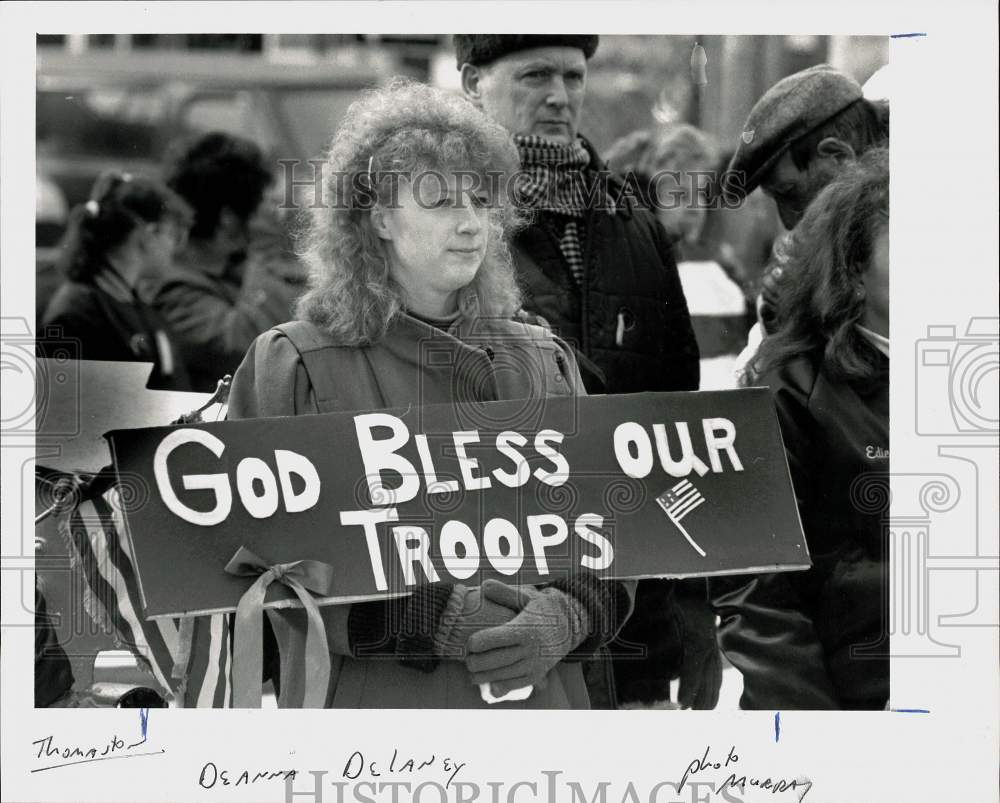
680,746,813,801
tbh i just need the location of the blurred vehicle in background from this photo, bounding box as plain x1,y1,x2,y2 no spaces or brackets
36,49,396,315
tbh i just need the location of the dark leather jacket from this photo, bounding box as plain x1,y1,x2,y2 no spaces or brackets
711,348,890,709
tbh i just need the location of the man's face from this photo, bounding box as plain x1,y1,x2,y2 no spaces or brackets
470,47,587,143
760,150,841,230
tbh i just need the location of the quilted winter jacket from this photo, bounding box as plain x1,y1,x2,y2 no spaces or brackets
511,140,700,395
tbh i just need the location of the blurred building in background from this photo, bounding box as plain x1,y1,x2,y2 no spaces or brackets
38,34,888,146
36,33,888,303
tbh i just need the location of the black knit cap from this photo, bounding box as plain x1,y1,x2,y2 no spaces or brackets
454,34,599,69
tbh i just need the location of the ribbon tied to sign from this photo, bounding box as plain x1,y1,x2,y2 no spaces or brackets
224,546,335,708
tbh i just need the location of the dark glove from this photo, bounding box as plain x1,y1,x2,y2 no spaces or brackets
465,582,590,696
675,583,723,710
346,583,454,673
433,582,523,658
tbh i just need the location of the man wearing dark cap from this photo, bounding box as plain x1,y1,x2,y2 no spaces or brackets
727,63,887,230
457,35,716,711
725,64,889,335
715,65,890,709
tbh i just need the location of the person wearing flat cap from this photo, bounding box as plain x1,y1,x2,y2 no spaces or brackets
725,64,889,338
456,35,715,711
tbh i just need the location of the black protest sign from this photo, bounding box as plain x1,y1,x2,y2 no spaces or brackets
106,390,809,619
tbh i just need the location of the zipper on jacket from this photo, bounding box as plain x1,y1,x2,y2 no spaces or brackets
580,213,596,357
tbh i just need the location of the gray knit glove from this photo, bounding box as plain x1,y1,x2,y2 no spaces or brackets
465,581,591,696
432,582,523,658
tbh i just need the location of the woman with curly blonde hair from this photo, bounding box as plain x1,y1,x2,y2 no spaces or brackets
295,78,524,344
226,79,634,709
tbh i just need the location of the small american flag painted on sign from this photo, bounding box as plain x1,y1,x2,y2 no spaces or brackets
657,479,707,557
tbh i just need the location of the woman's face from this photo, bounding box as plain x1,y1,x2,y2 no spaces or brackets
863,223,890,332
374,173,490,317
141,218,188,276
654,172,707,245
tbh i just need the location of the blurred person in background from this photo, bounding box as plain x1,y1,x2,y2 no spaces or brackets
38,171,194,391
704,147,779,314
723,64,889,374
606,124,754,391
456,34,708,710
226,79,634,709
36,171,70,323
35,581,75,707
712,148,890,710
152,131,304,391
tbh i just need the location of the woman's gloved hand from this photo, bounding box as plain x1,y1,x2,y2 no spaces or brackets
432,581,524,658
465,581,590,696
675,585,723,710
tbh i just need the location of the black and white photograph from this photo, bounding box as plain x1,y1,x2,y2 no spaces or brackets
2,3,998,802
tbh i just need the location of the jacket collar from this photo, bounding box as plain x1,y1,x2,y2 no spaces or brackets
577,135,637,219
92,263,136,304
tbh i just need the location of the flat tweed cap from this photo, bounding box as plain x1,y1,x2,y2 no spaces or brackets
454,34,599,68
726,64,863,198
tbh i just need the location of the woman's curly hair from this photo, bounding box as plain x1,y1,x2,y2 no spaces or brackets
296,78,524,345
604,124,719,209
749,147,889,384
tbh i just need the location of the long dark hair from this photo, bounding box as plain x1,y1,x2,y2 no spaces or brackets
56,171,192,281
749,147,889,384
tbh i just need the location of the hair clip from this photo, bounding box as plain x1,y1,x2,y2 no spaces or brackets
366,156,375,189
84,200,100,217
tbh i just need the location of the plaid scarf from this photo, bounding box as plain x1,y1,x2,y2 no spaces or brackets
514,135,593,217
516,135,604,286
